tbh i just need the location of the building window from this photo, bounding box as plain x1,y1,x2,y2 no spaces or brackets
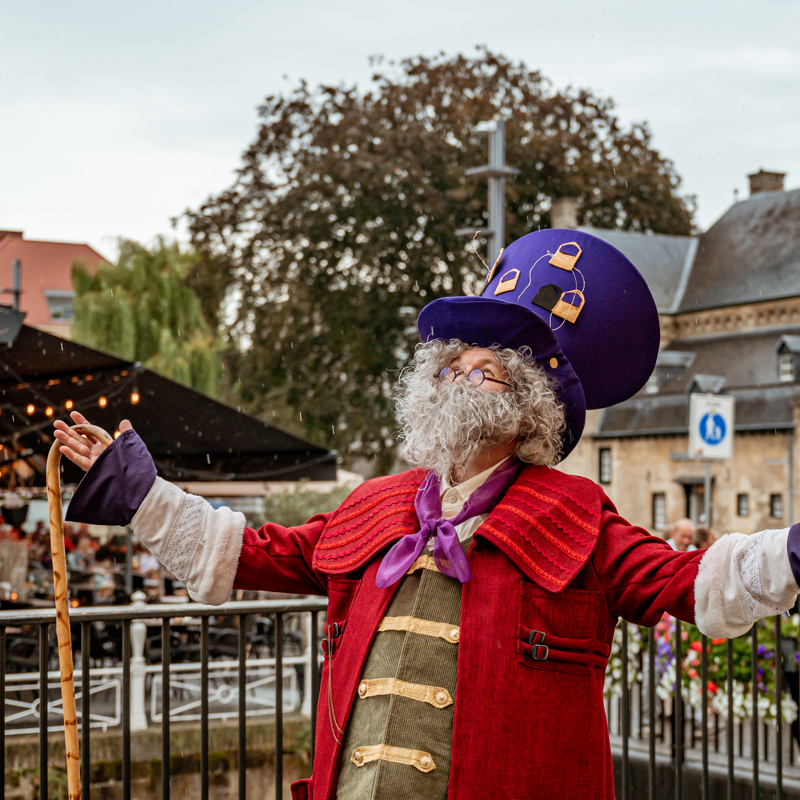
770,494,783,518
779,353,795,382
598,448,611,484
737,493,749,517
652,493,667,531
44,290,75,321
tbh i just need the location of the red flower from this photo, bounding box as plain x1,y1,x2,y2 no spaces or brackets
711,638,726,645
690,641,702,653
688,669,698,679
707,681,718,693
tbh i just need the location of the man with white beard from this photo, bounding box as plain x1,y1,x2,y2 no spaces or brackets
55,229,800,799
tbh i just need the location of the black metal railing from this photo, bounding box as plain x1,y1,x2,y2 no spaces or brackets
609,614,800,799
3,601,799,799
0,597,328,800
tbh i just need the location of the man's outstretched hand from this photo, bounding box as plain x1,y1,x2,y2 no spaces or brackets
53,411,133,472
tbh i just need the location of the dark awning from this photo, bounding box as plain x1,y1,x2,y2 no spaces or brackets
0,325,337,487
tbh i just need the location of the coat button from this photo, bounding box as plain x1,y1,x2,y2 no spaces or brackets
420,755,432,769
352,750,363,764
358,682,367,697
435,691,447,705
450,628,460,641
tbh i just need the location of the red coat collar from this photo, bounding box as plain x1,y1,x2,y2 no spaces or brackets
312,465,605,592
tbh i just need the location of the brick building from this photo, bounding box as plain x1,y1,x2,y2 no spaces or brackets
0,230,106,337
561,171,800,536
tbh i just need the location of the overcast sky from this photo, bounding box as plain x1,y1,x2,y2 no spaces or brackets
1,0,798,260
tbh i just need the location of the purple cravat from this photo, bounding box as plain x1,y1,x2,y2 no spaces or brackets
375,458,524,588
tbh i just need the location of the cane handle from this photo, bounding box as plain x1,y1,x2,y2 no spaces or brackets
46,422,113,800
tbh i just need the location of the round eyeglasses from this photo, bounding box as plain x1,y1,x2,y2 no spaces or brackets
435,366,513,389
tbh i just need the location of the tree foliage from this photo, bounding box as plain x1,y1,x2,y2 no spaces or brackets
253,481,355,528
72,238,222,396
184,49,695,470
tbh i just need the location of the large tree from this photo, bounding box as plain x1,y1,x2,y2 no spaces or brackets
185,49,695,471
72,238,222,396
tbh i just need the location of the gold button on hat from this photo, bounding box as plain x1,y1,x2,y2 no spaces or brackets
420,756,432,768
435,691,447,705
358,682,367,697
352,750,363,764
450,628,460,641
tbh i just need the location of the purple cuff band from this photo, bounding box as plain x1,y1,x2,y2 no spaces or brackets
787,523,800,589
65,429,157,527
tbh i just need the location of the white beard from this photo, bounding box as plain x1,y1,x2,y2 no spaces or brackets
396,381,521,479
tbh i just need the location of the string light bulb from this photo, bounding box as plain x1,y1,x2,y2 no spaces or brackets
45,406,54,417
65,400,74,410
98,396,108,408
26,404,35,415
130,391,140,405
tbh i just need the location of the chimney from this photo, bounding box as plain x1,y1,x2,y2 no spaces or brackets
748,169,785,196
550,197,578,229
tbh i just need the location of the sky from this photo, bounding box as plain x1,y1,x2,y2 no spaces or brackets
1,0,798,260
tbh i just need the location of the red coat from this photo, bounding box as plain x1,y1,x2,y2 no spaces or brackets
234,465,705,800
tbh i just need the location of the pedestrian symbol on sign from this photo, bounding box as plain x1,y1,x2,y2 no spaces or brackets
699,412,726,445
689,393,734,460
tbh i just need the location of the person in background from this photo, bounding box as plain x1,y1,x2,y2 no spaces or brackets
694,526,718,550
67,533,96,572
666,518,697,552
134,542,162,596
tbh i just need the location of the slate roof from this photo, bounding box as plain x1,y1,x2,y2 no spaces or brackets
596,326,800,438
657,327,800,392
581,185,800,439
677,187,800,312
596,384,798,439
578,226,696,313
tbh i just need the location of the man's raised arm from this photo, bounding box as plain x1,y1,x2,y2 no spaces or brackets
54,413,328,603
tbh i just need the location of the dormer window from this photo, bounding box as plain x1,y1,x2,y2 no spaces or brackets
645,351,696,394
687,374,726,395
779,352,795,382
776,337,800,383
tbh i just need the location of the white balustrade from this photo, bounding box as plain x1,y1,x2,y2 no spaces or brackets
129,590,149,731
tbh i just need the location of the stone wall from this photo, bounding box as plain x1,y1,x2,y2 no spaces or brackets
563,428,795,536
4,717,311,800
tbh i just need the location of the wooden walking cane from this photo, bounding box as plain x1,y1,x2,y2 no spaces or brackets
47,423,113,800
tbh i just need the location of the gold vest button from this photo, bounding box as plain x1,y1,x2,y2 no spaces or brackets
358,682,367,697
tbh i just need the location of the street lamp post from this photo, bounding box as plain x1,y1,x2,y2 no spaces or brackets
456,120,519,266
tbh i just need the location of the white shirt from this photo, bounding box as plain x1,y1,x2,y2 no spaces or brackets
666,538,697,552
425,457,512,550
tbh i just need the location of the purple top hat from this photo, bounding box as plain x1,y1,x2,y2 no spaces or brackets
417,229,660,460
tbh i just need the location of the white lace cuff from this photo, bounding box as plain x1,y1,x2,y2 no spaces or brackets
694,528,797,638
130,477,245,605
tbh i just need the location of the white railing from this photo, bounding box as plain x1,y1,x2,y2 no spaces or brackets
1,593,327,735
